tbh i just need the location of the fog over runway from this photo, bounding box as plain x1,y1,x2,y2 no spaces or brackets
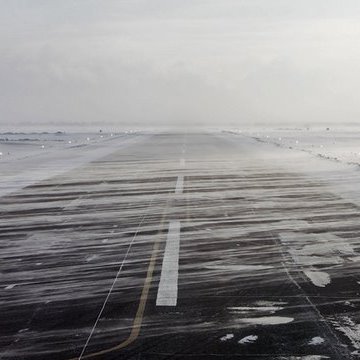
2,131,360,359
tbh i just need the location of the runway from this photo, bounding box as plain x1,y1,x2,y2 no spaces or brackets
1,132,360,359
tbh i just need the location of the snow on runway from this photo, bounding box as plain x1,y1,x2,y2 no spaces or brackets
1,131,360,359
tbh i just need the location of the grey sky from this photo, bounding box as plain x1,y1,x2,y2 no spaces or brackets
1,0,360,129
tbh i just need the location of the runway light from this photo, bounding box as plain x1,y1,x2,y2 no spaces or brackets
41,145,45,149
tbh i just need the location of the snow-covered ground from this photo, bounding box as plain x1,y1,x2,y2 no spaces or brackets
2,130,360,358
0,130,149,198
0,131,138,161
224,127,360,208
227,127,360,167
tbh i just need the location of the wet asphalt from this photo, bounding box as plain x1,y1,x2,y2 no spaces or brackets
1,132,360,360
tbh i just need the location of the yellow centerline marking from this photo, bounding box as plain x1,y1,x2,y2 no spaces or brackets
70,203,169,360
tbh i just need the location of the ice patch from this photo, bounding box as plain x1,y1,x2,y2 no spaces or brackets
308,336,325,345
220,333,234,342
240,316,294,325
238,335,258,344
303,270,331,287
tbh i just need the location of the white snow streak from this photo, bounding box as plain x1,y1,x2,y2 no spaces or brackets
238,335,258,344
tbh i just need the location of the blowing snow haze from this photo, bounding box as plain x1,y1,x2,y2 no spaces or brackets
1,0,360,129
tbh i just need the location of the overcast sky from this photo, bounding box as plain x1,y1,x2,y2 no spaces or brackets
1,0,360,129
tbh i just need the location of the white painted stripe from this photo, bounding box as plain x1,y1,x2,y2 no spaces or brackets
175,175,184,194
180,158,185,166
156,221,181,306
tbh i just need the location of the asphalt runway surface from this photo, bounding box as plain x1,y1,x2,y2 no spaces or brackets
1,132,360,359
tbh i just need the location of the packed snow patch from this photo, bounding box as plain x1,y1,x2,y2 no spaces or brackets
303,270,331,288
239,335,258,344
220,334,234,342
240,316,294,325
205,264,273,271
279,231,358,287
228,306,284,314
308,336,325,345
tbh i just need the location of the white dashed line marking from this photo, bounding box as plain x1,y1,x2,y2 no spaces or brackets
156,221,181,306
175,175,184,194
